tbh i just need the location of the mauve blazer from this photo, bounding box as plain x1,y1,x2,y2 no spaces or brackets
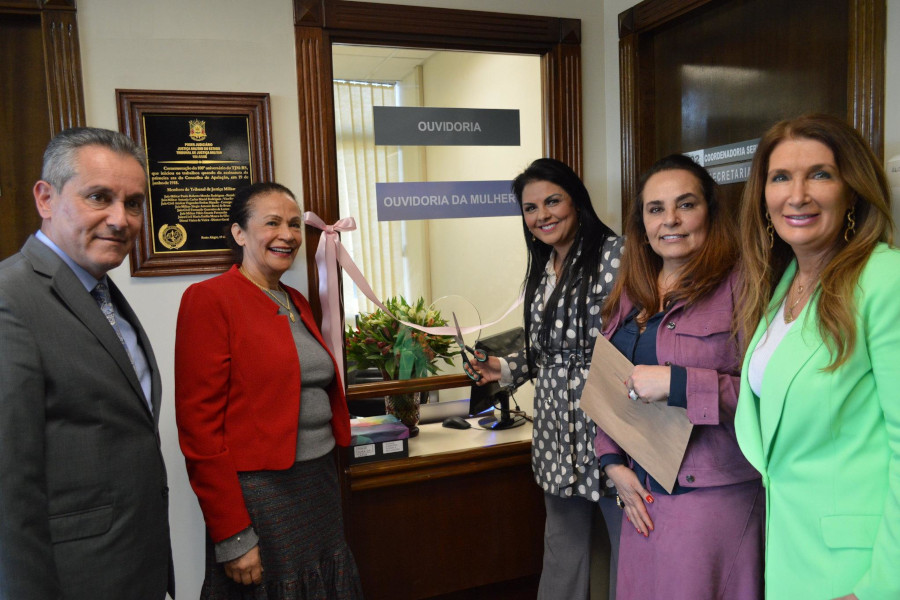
175,265,351,542
594,270,759,489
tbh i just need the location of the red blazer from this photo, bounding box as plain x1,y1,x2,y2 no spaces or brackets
175,265,350,542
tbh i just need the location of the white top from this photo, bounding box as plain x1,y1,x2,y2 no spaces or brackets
747,298,797,397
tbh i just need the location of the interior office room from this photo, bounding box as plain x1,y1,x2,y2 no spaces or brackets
2,0,900,598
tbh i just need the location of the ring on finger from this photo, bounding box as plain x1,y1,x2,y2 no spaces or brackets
616,494,625,509
628,388,640,402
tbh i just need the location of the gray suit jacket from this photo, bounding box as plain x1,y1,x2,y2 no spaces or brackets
0,236,174,599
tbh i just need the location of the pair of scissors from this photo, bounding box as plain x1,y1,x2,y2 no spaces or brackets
452,312,487,381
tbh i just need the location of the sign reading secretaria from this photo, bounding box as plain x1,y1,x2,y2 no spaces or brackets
374,107,520,146
706,161,754,185
376,180,519,221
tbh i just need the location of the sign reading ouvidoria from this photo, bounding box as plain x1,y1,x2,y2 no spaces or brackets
373,107,520,146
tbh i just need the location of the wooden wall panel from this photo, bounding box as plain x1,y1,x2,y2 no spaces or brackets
344,442,545,600
618,0,885,216
0,15,50,259
42,9,84,136
543,37,583,175
848,0,886,153
651,0,848,159
618,31,640,216
0,4,84,260
295,23,336,323
324,0,561,48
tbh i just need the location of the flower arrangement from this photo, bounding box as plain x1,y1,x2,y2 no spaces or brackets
345,296,458,380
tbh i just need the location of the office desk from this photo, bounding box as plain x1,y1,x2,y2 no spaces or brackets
341,417,544,600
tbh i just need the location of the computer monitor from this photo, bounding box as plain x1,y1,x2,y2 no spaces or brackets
468,327,528,430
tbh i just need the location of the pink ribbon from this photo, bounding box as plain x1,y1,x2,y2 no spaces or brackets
304,211,523,375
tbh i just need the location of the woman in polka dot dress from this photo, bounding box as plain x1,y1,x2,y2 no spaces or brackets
595,155,763,600
473,158,624,600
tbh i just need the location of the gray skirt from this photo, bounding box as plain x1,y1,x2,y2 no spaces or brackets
201,453,364,600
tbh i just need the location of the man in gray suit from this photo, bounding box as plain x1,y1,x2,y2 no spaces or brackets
0,127,174,599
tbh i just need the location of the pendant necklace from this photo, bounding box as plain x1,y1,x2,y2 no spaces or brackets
240,266,296,323
784,273,818,324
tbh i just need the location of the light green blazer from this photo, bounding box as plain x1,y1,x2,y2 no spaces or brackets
736,243,900,600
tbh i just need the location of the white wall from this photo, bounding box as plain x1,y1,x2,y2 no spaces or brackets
77,1,303,596
421,52,539,332
73,0,900,597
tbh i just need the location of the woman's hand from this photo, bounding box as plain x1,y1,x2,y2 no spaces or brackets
472,356,501,386
224,545,263,585
605,464,654,537
832,595,858,600
627,365,671,403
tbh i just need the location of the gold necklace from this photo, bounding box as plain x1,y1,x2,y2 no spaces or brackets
239,267,296,323
784,273,818,324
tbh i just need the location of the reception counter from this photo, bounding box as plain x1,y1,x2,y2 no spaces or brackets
340,416,544,600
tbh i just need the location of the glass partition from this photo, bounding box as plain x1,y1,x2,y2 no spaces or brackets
292,0,583,404
333,45,540,402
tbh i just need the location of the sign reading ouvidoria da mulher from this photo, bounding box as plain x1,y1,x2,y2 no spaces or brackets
373,107,519,146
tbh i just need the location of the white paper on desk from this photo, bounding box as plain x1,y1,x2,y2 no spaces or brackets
580,334,693,493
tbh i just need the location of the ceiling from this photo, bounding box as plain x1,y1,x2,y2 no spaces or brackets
332,44,435,83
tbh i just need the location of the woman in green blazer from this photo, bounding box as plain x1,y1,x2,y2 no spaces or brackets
735,113,900,600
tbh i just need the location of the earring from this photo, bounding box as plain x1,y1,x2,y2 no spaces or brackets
844,206,856,242
531,234,536,243
765,211,774,249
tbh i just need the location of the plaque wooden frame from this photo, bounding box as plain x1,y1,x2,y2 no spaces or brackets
116,89,274,277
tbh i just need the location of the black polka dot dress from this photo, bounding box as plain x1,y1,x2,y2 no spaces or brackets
506,235,623,500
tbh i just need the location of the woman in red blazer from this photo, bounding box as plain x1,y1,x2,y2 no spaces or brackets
175,182,362,599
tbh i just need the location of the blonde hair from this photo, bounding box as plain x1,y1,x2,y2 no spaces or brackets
736,113,894,369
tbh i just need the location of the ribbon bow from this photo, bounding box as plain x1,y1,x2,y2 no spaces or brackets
303,211,522,377
304,212,359,376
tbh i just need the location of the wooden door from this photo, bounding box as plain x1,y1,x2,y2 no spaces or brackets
618,0,885,213
0,2,84,260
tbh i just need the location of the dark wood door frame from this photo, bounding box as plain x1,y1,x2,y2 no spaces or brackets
617,0,886,217
1,0,85,137
0,1,85,260
293,0,582,323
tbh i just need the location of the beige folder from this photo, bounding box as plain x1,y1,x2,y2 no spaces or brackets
580,333,693,493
